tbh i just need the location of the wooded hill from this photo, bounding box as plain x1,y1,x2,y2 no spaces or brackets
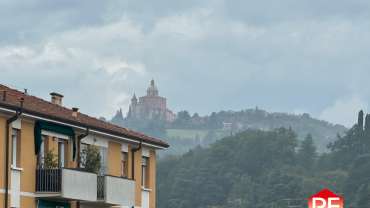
112,108,346,155
157,110,370,208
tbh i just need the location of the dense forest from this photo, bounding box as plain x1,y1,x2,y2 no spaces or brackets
157,110,370,208
112,108,346,155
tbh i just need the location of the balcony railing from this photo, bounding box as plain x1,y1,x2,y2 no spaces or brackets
36,168,98,202
36,168,62,193
97,175,105,200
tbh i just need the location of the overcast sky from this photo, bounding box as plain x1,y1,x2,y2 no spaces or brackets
1,0,370,127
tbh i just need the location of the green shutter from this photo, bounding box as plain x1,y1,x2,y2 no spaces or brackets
34,120,76,160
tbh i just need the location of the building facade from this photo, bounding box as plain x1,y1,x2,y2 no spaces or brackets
127,80,175,122
0,84,169,208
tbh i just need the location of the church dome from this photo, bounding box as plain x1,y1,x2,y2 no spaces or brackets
147,79,159,96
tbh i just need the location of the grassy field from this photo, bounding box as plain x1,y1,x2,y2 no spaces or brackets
166,128,231,139
166,129,209,139
161,129,232,156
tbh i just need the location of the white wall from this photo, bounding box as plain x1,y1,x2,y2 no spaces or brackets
11,169,21,208
11,118,21,129
61,169,97,202
105,176,135,207
83,134,109,147
142,190,150,208
142,147,150,157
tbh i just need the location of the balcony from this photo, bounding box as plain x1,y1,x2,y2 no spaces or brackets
96,175,135,207
36,168,97,202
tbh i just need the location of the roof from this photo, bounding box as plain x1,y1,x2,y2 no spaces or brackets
0,84,169,148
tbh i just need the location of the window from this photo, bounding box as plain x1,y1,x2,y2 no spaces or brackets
141,156,149,188
121,152,128,177
58,140,66,168
11,129,21,167
37,135,47,168
79,143,89,168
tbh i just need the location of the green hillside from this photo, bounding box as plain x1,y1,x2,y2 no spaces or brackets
157,113,370,207
112,108,347,155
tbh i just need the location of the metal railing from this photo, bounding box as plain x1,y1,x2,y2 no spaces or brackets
97,175,105,200
36,168,62,193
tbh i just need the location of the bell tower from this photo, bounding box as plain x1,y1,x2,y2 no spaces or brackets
147,79,159,96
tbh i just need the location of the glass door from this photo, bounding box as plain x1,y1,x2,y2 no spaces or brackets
58,140,65,168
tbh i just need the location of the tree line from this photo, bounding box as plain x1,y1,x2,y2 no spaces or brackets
157,110,370,208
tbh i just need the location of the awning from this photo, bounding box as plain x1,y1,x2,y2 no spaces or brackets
34,120,76,160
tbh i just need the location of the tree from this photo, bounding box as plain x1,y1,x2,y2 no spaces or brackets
208,112,219,129
177,111,191,121
358,110,364,132
157,128,303,208
157,110,370,208
80,145,101,173
44,150,58,168
353,184,370,207
328,111,370,168
192,113,200,119
365,114,370,138
111,108,124,125
297,134,317,170
173,111,192,128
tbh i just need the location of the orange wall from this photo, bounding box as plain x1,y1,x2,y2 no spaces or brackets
127,145,132,179
66,139,77,168
45,136,58,155
0,116,5,189
0,193,4,208
20,120,37,193
108,141,121,176
134,149,142,206
149,150,156,208
20,196,36,208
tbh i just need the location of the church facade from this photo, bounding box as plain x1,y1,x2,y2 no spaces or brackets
127,80,176,122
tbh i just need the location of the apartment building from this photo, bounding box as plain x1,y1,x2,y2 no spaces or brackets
0,84,169,208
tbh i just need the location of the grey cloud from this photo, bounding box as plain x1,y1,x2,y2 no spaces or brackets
1,0,370,126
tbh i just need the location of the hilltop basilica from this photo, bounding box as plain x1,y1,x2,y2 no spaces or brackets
126,79,175,122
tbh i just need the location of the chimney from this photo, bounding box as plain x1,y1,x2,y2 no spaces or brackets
72,107,79,118
50,92,63,106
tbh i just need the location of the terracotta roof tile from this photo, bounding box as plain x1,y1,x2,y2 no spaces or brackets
0,84,169,148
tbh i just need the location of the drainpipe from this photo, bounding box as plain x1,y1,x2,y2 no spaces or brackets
4,98,24,208
131,140,142,180
76,128,89,208
76,128,89,166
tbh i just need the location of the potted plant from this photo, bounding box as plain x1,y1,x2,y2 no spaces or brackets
80,145,101,173
43,149,58,169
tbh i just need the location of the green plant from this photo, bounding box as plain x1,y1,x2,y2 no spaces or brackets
81,145,101,173
44,150,58,169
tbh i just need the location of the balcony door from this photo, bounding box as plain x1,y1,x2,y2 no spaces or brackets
37,134,69,168
37,135,47,168
58,139,66,168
